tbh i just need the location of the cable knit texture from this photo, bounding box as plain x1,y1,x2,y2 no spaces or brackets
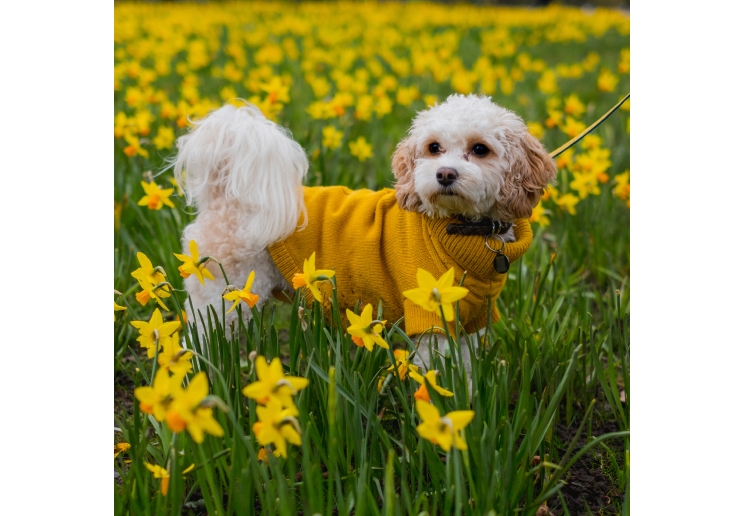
269,186,532,335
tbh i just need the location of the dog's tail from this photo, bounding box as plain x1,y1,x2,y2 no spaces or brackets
172,102,308,250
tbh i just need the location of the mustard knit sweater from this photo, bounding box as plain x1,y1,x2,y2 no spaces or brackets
268,186,532,336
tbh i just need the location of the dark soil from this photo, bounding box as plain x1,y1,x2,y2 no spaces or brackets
114,368,136,419
547,419,626,515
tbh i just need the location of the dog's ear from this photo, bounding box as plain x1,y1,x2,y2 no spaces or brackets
392,136,422,211
499,131,557,220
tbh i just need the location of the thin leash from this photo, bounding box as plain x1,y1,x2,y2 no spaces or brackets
549,92,630,158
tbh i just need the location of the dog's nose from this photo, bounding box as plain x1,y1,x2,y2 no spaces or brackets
436,167,458,187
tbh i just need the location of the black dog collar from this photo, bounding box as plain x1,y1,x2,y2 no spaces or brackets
445,216,512,236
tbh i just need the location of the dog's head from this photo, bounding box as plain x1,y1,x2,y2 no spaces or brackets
392,94,556,221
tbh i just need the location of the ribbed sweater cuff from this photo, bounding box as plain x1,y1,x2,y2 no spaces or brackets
403,299,453,336
268,241,301,277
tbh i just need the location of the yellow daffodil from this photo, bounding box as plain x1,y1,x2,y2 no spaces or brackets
423,94,438,107
137,181,175,211
257,447,281,463
387,349,417,379
396,85,419,106
402,268,469,322
114,290,127,321
131,252,172,309
124,132,149,158
415,400,474,452
554,193,580,215
613,170,630,207
560,117,587,139
307,100,337,120
409,370,454,403
152,125,175,150
174,240,215,285
530,201,551,228
537,70,558,95
563,93,586,117
130,308,182,358
322,126,343,150
157,332,193,377
348,136,373,162
259,76,290,104
580,134,603,151
291,252,335,302
252,398,302,458
354,95,374,120
144,462,170,496
597,68,619,92
346,304,389,351
165,372,224,443
373,95,393,117
554,148,574,171
223,270,260,313
526,122,545,140
133,274,171,310
242,355,309,408
114,442,131,459
569,171,601,199
134,367,183,421
544,109,563,129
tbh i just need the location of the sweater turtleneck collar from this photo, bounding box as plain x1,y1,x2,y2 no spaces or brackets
425,216,533,280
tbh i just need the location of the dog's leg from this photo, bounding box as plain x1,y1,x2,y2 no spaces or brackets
412,332,479,398
409,328,491,400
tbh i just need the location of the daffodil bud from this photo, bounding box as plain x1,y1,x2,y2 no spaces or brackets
279,416,302,435
199,395,229,413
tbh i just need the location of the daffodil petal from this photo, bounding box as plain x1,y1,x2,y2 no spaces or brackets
436,267,456,291
402,288,430,306
446,410,475,430
416,399,440,421
346,309,363,326
373,334,390,349
361,303,373,321
188,239,199,258
415,268,438,290
442,302,455,321
244,270,256,291
440,286,469,303
255,356,269,379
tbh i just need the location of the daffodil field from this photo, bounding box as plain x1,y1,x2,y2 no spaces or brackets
114,3,630,515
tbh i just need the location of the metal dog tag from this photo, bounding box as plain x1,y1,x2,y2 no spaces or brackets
493,253,510,274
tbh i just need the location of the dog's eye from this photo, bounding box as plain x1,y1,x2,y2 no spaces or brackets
472,143,489,156
428,142,441,154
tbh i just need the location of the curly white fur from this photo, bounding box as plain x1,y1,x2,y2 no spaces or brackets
172,102,308,329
